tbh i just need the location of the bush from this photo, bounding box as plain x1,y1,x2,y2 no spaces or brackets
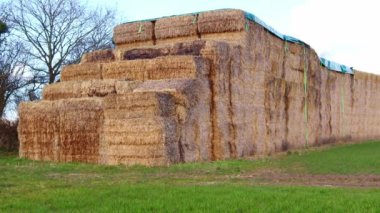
0,119,18,152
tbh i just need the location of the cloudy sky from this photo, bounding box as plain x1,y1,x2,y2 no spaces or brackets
92,0,379,74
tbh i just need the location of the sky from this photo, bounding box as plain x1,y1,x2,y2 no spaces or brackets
90,0,380,74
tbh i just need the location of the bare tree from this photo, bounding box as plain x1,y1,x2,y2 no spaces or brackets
0,20,7,34
0,20,31,118
7,0,115,84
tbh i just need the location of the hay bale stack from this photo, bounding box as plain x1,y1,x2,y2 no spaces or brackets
18,9,380,166
318,67,333,143
200,40,256,159
353,71,380,140
234,23,268,155
134,79,212,162
113,21,153,46
61,63,102,81
102,92,180,166
81,49,115,63
18,98,104,163
155,14,198,40
351,72,366,140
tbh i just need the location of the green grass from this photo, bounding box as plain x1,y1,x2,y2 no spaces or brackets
277,141,380,174
1,141,380,212
3,184,380,212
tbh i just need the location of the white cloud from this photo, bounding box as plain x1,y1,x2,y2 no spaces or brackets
288,0,380,74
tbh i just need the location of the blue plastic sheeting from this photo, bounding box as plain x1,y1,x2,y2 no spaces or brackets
244,12,284,41
319,58,354,74
244,11,354,74
244,12,310,46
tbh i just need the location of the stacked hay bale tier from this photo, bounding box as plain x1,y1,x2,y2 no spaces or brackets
18,9,380,166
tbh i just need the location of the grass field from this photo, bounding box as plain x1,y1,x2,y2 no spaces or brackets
1,141,380,212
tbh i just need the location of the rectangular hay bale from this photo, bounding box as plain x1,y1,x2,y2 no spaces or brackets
43,80,117,100
102,60,146,81
113,21,153,45
155,15,198,40
57,98,104,163
61,63,102,82
102,56,209,81
198,9,246,34
18,101,58,161
81,49,116,63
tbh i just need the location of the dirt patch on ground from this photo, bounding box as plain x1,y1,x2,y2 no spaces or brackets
46,173,103,180
238,170,380,188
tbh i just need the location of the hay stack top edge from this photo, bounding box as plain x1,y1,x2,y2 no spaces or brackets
113,8,354,75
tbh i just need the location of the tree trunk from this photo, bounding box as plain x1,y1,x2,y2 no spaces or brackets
48,69,55,84
0,92,6,118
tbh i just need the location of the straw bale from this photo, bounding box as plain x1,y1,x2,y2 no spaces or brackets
88,79,117,97
122,40,205,60
104,91,175,110
107,144,166,158
155,14,198,40
198,9,246,34
102,91,180,165
133,79,197,93
287,53,303,72
133,78,212,161
104,93,176,120
61,63,102,82
19,98,104,163
102,60,146,80
133,79,206,112
113,21,153,45
122,48,170,61
199,40,255,159
103,117,168,137
105,156,169,167
43,81,92,100
104,130,163,145
114,80,142,94
354,71,371,81
81,49,115,63
18,101,58,161
288,42,303,55
145,56,209,80
154,36,204,47
162,116,181,163
102,92,178,166
57,98,103,163
103,81,211,163
43,80,118,100
102,56,209,81
200,31,246,45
